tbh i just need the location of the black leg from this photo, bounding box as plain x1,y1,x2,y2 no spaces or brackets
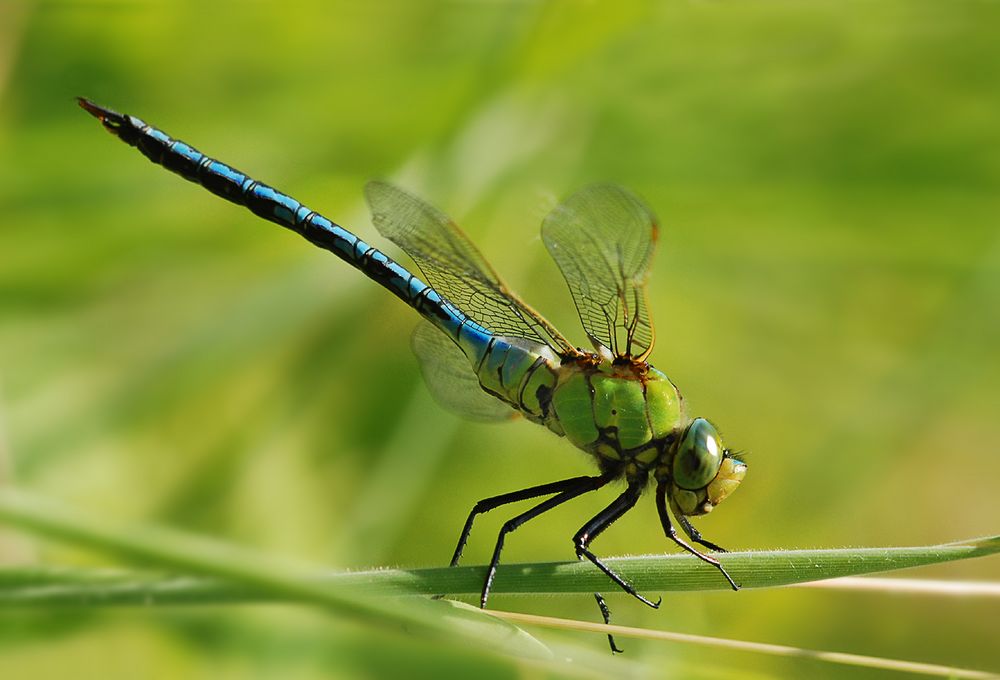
655,482,739,591
450,475,600,567
594,592,624,654
675,513,728,553
481,475,610,608
573,480,661,609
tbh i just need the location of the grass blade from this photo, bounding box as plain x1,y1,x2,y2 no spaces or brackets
489,610,1000,679
793,576,1000,598
0,498,995,603
0,488,550,659
1,487,996,676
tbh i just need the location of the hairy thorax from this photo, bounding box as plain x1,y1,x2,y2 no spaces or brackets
474,339,687,483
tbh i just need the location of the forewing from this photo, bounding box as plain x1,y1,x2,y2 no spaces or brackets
541,184,657,359
411,322,514,422
366,181,574,354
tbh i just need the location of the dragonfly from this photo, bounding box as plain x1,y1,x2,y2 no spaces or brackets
79,98,747,652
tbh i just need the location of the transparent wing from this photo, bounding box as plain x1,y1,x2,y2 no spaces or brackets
411,322,515,422
541,184,658,360
366,181,575,354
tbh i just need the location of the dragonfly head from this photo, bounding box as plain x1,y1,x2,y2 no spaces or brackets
667,418,747,516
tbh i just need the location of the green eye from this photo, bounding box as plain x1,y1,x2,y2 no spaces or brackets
673,418,724,490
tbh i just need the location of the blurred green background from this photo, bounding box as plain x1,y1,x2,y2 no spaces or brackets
1,1,998,678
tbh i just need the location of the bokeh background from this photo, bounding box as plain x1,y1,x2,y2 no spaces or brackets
1,1,998,678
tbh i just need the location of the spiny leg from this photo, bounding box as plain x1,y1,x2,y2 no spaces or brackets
655,481,740,591
573,479,661,609
450,475,601,567
675,513,728,553
594,593,624,654
481,475,610,608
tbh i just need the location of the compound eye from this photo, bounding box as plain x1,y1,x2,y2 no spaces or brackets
673,418,723,490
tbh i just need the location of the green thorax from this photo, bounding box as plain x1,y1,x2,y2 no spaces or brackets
474,339,686,480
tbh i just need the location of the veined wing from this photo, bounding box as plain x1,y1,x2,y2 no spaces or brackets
542,184,657,360
411,322,514,422
365,181,576,355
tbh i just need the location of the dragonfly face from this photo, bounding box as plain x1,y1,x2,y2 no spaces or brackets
666,417,747,516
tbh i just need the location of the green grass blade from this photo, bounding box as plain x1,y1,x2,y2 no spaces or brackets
0,488,550,660
362,537,1000,596
1,487,996,676
0,483,995,602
